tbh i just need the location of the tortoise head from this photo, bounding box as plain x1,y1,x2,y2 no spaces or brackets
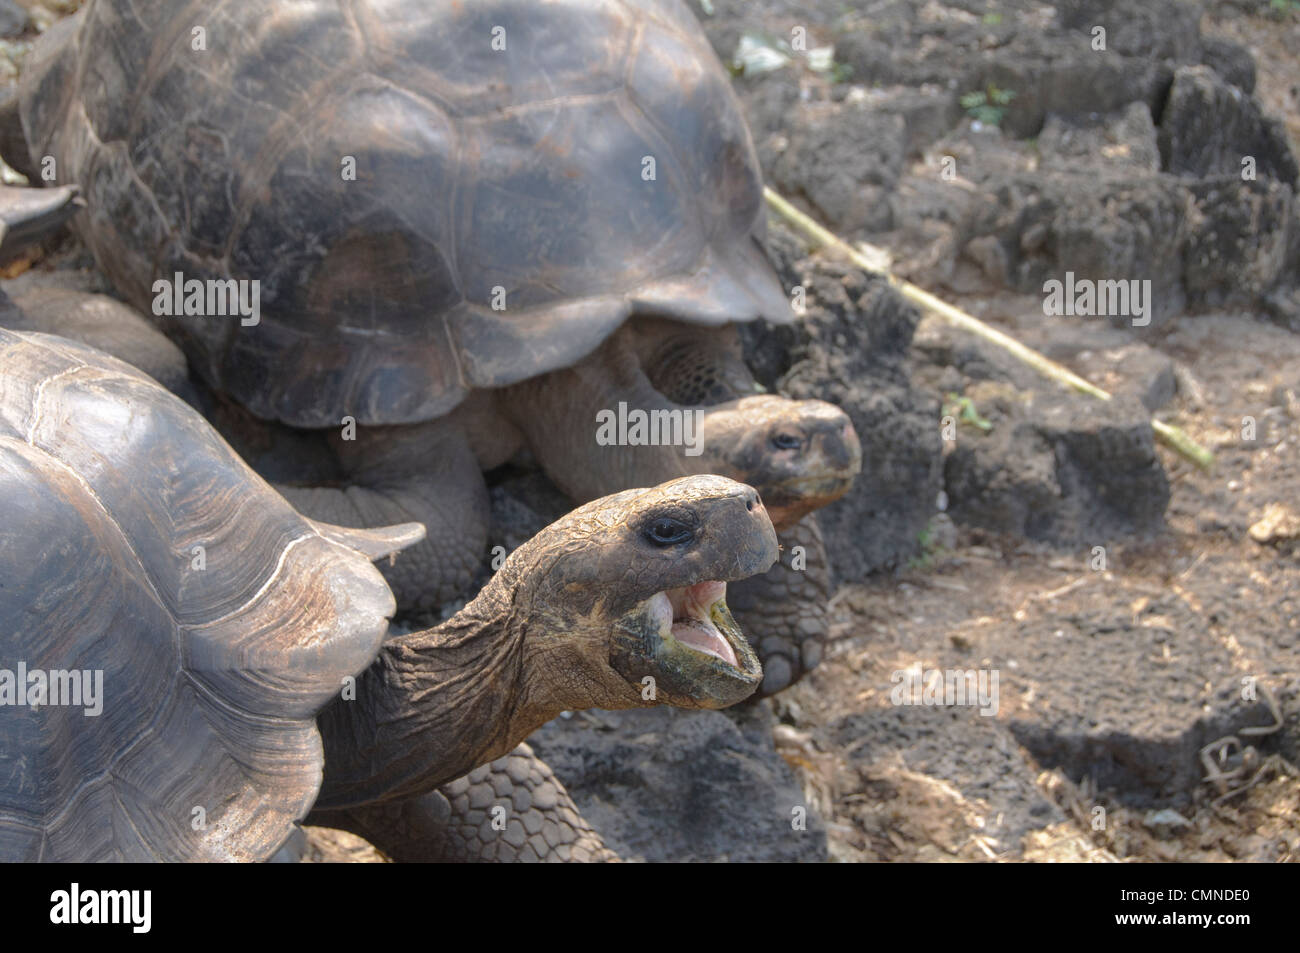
696,395,861,528
498,475,777,710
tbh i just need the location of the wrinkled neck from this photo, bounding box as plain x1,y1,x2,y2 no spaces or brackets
501,335,742,501
314,577,558,810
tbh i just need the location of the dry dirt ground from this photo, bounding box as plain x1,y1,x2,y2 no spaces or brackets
778,303,1300,862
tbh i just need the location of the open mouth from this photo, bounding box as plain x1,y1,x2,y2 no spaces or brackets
610,550,769,706
647,580,742,669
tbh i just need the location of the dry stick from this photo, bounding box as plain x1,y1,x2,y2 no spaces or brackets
763,186,1214,469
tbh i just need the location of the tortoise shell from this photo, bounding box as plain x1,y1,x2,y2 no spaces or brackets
0,328,416,860
20,0,790,427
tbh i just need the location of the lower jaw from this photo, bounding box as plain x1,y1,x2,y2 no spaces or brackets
765,499,828,529
763,483,854,528
612,590,762,705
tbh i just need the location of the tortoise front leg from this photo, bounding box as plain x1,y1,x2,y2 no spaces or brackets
719,516,831,697
275,419,490,612
310,743,616,863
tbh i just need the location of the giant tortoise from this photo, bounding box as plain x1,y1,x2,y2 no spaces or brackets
0,326,779,861
5,0,859,698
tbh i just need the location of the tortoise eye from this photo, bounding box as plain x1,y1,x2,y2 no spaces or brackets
644,518,693,547
771,432,802,450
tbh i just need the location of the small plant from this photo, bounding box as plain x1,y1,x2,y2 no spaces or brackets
907,528,935,571
829,59,854,83
944,393,994,432
960,84,1016,127
907,515,956,571
1267,0,1299,17
982,12,1004,26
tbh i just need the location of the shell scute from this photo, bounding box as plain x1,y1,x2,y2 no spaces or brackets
0,330,396,861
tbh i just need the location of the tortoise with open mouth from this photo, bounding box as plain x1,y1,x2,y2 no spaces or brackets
4,0,859,698
0,327,777,861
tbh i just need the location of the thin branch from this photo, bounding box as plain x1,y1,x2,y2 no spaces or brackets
764,186,1214,469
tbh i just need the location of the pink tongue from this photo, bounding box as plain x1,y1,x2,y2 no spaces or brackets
672,619,738,668
663,581,736,666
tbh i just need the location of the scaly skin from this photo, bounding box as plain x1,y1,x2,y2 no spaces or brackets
725,517,831,696
312,743,616,863
310,475,778,815
274,418,491,612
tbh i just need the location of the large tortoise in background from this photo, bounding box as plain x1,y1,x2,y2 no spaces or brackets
21,0,785,425
0,327,780,861
8,0,859,696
